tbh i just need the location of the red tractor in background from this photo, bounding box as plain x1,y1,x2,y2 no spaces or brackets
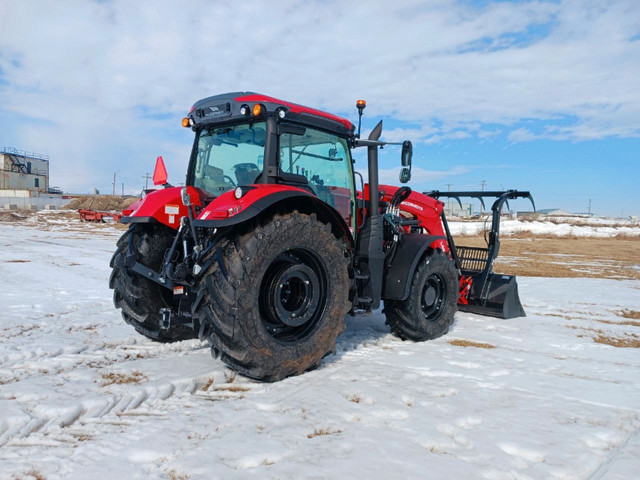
110,92,534,381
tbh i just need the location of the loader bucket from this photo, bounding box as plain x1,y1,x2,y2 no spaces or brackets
459,274,525,319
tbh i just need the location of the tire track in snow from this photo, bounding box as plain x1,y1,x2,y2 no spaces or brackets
0,318,400,477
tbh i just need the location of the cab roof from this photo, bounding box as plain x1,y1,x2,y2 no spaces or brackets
188,92,355,136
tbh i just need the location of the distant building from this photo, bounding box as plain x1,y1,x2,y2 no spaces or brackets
1,147,49,192
536,208,573,216
0,147,66,210
517,208,593,218
444,201,475,217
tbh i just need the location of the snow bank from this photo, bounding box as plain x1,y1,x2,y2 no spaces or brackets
448,218,640,237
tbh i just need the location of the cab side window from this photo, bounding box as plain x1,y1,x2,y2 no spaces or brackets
279,129,354,224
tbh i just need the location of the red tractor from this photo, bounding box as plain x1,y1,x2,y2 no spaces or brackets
110,92,534,381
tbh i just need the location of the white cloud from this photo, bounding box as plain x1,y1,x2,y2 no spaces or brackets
1,0,639,190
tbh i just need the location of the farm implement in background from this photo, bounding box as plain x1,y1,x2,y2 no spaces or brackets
78,209,122,223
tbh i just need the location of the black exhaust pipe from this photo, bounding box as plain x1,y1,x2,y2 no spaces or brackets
367,120,383,220
355,120,386,310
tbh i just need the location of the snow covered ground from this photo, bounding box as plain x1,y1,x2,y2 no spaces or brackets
448,217,640,237
1,218,639,479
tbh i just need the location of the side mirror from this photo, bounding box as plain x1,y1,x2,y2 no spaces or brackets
399,168,411,183
400,140,412,183
401,140,412,167
153,156,168,186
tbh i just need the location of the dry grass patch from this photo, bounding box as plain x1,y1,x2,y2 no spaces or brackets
448,339,496,349
618,309,640,320
567,325,640,348
307,427,343,439
595,319,640,328
452,236,640,280
167,470,189,480
213,385,250,392
593,334,640,348
201,378,214,391
101,371,146,386
20,469,46,480
346,394,361,403
5,259,30,263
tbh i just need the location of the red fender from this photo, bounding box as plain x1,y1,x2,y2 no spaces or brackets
121,186,203,229
194,184,310,225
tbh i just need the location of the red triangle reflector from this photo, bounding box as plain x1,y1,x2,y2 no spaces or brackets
153,156,168,185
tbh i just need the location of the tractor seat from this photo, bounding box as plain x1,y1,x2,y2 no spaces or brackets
201,165,231,193
234,163,260,185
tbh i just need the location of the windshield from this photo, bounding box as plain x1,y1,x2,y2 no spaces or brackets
192,122,266,195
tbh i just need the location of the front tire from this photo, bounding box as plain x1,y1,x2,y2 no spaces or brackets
109,223,198,342
384,251,458,341
195,212,351,382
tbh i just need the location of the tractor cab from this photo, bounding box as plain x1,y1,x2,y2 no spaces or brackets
183,92,358,231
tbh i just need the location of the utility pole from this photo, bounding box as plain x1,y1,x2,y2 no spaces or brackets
588,199,592,216
112,171,118,196
480,180,486,191
121,182,124,196
142,172,152,190
446,183,453,216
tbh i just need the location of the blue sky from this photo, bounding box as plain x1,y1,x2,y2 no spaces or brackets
1,0,639,217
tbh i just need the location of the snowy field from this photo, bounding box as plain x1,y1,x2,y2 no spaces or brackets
448,217,640,238
1,217,639,479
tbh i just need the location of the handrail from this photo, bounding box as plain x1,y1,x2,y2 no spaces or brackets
1,147,50,161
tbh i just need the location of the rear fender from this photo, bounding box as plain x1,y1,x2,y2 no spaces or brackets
121,186,202,229
193,184,354,246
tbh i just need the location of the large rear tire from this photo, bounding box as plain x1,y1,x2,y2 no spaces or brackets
194,212,351,382
109,223,198,343
384,252,458,341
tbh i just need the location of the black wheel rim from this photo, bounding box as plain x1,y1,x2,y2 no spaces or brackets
259,248,328,342
421,273,447,322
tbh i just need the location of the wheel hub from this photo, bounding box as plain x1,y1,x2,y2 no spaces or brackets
269,264,320,327
421,273,445,321
259,249,328,342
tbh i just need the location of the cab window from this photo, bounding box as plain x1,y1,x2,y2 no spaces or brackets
193,122,266,195
279,128,355,226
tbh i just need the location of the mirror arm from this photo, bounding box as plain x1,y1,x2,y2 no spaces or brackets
353,139,386,148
